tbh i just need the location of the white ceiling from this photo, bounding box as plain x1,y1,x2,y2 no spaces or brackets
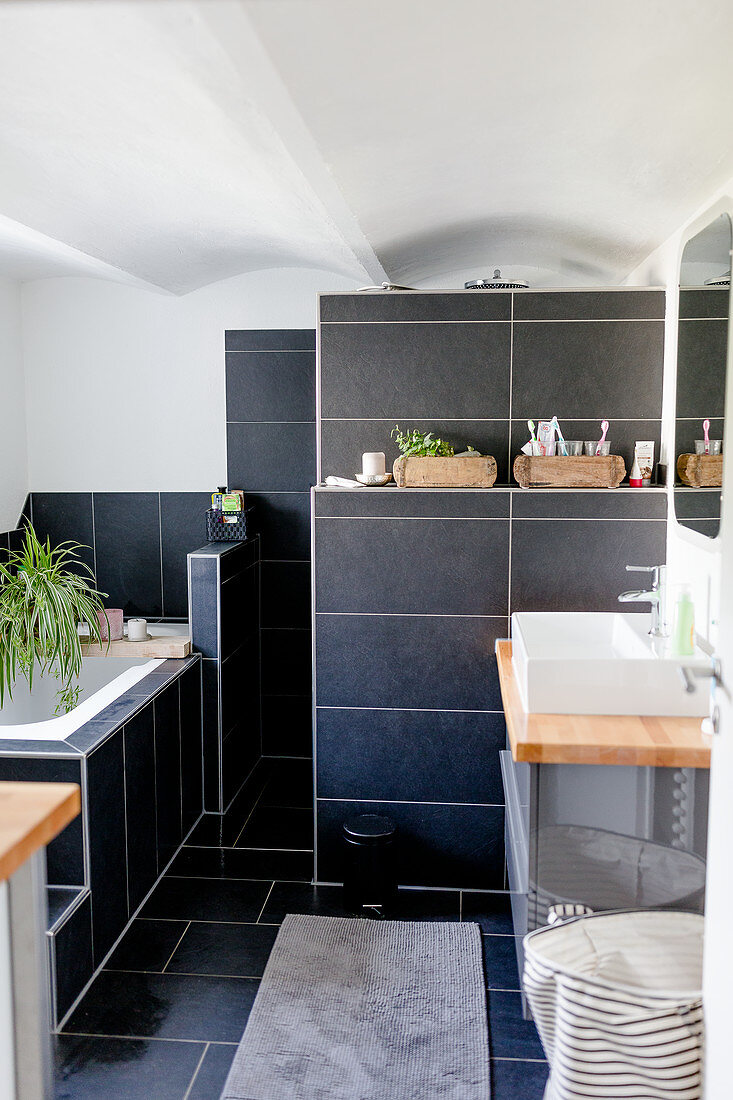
1,0,733,292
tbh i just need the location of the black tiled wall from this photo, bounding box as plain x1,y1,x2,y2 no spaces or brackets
189,539,261,813
225,330,315,760
319,289,665,485
675,287,728,458
25,491,212,617
314,289,668,891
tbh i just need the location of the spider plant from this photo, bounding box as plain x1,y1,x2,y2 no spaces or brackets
0,525,108,714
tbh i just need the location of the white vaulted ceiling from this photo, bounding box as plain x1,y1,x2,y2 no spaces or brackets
0,0,732,292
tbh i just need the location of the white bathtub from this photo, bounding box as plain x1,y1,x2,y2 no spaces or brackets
0,624,186,741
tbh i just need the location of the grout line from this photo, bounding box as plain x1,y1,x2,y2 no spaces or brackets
319,317,663,325
60,1031,239,1046
105,967,263,981
316,706,504,713
137,916,281,927
255,882,275,924
183,1042,210,1100
161,920,191,974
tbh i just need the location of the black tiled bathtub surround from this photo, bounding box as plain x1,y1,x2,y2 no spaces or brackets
312,483,667,890
318,288,665,484
188,539,261,814
225,329,316,763
0,657,203,1029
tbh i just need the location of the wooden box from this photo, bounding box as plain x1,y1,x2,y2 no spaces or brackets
677,453,723,488
513,454,627,489
392,455,497,488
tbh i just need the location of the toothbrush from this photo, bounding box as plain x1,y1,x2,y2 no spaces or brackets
551,416,568,456
703,418,711,455
527,419,539,455
595,419,609,456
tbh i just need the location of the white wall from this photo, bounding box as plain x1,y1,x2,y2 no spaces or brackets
21,266,361,492
0,277,27,531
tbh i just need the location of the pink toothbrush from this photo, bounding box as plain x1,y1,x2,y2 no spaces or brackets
595,419,609,456
703,418,711,455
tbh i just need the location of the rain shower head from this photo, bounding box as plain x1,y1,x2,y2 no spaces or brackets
465,268,529,290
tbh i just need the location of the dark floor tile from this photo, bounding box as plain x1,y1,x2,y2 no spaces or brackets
168,846,313,882
389,889,461,922
55,1034,205,1100
186,1042,237,1100
167,922,279,977
259,882,460,924
488,989,545,1061
236,805,313,851
259,882,350,924
186,812,243,849
63,970,259,1043
139,877,270,923
106,920,189,973
462,892,514,935
491,1057,549,1100
483,935,522,990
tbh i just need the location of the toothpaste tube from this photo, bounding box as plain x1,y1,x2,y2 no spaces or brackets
537,420,556,456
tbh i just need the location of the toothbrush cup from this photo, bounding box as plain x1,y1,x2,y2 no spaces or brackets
559,440,584,456
584,440,612,456
695,439,722,455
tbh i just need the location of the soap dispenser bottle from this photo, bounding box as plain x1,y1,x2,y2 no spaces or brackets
670,586,695,657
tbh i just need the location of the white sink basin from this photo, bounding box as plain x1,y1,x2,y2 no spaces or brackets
511,612,711,717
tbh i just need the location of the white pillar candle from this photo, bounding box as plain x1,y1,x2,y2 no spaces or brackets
127,618,148,642
362,451,386,476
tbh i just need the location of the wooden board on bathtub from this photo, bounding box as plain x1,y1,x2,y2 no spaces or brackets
80,635,191,658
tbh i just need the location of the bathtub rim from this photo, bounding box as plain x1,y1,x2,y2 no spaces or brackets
0,655,202,758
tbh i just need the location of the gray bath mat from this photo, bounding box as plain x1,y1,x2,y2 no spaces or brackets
221,913,490,1100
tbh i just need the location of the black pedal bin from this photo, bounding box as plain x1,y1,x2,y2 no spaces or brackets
342,814,397,914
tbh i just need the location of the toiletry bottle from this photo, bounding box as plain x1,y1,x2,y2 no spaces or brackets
670,586,695,657
629,450,643,487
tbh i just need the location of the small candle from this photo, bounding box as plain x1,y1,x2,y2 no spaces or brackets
127,618,148,642
362,451,386,476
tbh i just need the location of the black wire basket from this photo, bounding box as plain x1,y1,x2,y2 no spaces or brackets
206,507,253,543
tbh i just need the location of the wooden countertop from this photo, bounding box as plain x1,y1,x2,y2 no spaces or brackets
496,641,712,768
0,782,81,883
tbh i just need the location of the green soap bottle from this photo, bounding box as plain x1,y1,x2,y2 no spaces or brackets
671,586,695,657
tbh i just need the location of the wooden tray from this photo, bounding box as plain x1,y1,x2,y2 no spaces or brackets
677,453,723,487
393,455,497,488
513,454,627,489
80,635,191,658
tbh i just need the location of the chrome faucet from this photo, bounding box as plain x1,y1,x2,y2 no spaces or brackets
618,564,666,637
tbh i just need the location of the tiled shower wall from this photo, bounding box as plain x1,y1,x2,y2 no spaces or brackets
225,329,316,762
313,288,668,891
319,289,666,482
